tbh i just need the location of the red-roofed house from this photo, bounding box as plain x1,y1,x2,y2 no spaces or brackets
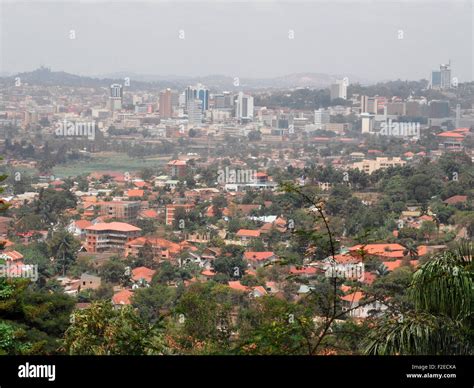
236,229,260,244
341,291,387,318
68,219,93,238
131,266,156,284
228,281,249,292
112,289,133,307
243,251,277,268
125,236,182,260
289,266,318,277
443,195,468,205
125,189,145,199
349,244,406,260
0,250,24,265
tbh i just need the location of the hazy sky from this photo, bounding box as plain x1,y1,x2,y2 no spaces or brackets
0,0,472,82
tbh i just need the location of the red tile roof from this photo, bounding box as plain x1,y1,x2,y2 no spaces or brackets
86,222,141,233
437,131,465,138
341,291,364,303
236,229,260,238
127,237,181,255
349,244,405,258
126,189,144,198
75,220,93,229
0,250,24,261
132,267,156,283
228,281,249,291
140,209,158,218
443,195,468,205
243,251,275,262
252,286,267,296
112,289,133,305
167,160,187,166
289,266,317,275
382,260,403,271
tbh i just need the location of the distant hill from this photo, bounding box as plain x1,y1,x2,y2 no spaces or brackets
1,67,372,91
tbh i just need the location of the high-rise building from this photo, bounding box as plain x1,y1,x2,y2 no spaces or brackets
386,102,406,116
360,96,378,114
159,88,173,119
431,70,442,89
187,99,203,125
431,63,452,89
406,101,421,117
429,100,450,118
214,92,233,109
330,80,347,101
236,92,254,121
196,86,209,112
184,84,209,112
361,113,374,134
455,104,461,128
185,86,196,106
85,222,141,253
109,84,123,111
314,109,330,130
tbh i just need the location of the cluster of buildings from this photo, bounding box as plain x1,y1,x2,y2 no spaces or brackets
0,63,472,320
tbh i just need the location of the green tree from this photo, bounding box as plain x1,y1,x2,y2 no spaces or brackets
48,229,80,275
64,301,165,355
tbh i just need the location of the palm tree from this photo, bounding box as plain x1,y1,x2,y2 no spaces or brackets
375,263,389,277
365,240,473,355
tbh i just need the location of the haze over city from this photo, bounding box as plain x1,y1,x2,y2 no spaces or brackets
0,1,473,384
1,0,472,82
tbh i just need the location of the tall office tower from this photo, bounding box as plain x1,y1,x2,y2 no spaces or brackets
314,108,330,129
361,96,378,114
235,92,254,121
330,79,347,101
214,92,233,109
429,100,450,118
431,70,442,89
109,84,123,111
214,94,225,109
455,104,461,128
360,113,374,134
184,84,209,112
159,88,173,119
171,91,179,109
185,86,196,107
440,63,451,89
187,99,203,125
195,84,209,112
431,63,452,89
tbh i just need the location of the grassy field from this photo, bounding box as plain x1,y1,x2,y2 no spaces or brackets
52,152,170,178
